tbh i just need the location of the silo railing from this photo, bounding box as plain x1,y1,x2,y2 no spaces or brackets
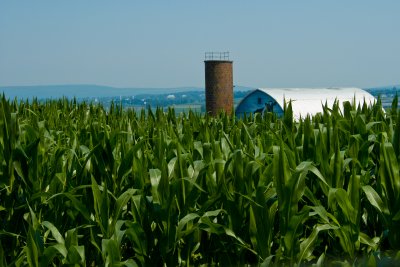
205,52,230,61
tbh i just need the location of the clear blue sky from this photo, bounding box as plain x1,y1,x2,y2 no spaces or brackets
1,1,399,88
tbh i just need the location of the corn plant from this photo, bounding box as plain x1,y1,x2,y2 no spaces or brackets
1,94,400,266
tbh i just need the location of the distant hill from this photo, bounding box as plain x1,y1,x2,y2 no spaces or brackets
0,84,203,100
365,85,400,91
0,84,253,100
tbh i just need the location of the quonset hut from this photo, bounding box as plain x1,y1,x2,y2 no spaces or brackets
235,87,376,119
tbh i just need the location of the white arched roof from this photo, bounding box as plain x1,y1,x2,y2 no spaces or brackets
257,87,376,118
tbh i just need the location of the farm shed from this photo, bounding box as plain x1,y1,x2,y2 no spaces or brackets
235,87,376,119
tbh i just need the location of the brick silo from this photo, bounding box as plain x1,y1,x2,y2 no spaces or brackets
204,52,233,115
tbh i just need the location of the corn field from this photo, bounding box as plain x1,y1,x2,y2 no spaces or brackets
1,95,400,266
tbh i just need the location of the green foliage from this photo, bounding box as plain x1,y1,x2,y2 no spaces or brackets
1,96,400,266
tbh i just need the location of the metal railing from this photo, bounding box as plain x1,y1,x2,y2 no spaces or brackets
205,52,230,60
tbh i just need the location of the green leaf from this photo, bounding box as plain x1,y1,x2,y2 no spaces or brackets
380,142,400,211
298,224,337,262
202,209,224,218
102,239,121,266
0,242,7,267
283,207,310,259
91,176,110,236
42,244,68,265
359,232,378,250
48,192,92,221
309,205,340,226
25,227,40,267
393,210,400,221
112,189,137,228
122,259,139,267
331,188,357,224
42,221,65,245
177,213,200,239
66,245,85,265
149,168,162,204
125,221,148,257
362,185,389,216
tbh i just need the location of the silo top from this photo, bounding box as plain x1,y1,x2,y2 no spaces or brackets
204,52,232,62
204,60,233,64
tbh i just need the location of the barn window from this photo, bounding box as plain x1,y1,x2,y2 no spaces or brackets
257,97,262,104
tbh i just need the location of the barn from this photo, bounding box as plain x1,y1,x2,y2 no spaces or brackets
235,87,376,119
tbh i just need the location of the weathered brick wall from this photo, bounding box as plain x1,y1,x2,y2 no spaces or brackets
204,60,233,115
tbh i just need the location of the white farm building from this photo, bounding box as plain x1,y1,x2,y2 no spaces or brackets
235,87,376,119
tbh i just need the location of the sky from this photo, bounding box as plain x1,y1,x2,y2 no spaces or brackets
0,1,399,89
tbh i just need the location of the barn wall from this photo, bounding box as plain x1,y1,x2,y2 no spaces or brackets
235,90,283,117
